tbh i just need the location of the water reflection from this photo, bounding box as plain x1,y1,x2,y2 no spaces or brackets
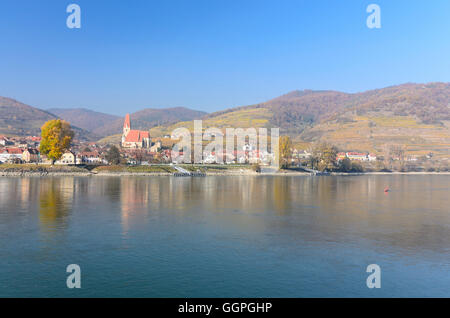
0,175,449,297
0,175,449,255
39,178,74,232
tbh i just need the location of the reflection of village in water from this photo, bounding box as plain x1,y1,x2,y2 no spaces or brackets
0,175,448,255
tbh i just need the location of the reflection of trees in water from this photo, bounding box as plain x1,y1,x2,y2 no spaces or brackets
272,177,292,214
39,178,74,232
174,176,266,213
103,177,121,203
114,176,305,215
116,176,273,215
0,178,42,212
80,175,450,254
5,174,446,256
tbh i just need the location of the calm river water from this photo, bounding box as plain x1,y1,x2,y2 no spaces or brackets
0,175,449,297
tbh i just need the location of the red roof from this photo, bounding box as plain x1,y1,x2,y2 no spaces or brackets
347,152,366,156
125,130,149,143
5,148,23,154
79,151,100,157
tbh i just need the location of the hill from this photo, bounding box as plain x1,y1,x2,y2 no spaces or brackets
299,83,450,157
148,83,450,158
0,97,56,136
0,97,97,141
4,82,450,158
47,108,121,133
93,107,207,137
0,96,207,141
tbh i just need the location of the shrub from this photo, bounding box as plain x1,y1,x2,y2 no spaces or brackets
251,163,261,173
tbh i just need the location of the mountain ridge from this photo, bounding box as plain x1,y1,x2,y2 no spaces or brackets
1,82,449,157
0,97,96,140
147,82,450,158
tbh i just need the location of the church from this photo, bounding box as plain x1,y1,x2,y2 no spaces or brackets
121,114,151,149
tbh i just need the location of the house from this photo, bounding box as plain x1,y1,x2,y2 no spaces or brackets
297,150,312,159
17,140,28,148
150,141,162,153
242,143,254,152
0,136,12,147
25,136,41,148
160,149,171,162
203,153,217,164
22,148,39,163
127,158,137,165
0,148,24,163
368,153,377,161
55,151,76,165
121,114,151,149
346,152,369,161
260,151,275,165
248,150,260,164
336,152,347,161
78,151,103,164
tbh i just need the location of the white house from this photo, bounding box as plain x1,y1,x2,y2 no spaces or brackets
55,151,76,165
0,148,23,163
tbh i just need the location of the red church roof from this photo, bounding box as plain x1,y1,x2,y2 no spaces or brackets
125,130,149,143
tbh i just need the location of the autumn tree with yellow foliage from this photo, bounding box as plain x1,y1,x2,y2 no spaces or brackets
279,135,292,168
40,119,74,164
310,142,338,172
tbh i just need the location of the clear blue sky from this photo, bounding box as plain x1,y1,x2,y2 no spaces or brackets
0,0,449,115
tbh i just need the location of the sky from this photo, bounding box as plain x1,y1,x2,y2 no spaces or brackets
0,0,449,115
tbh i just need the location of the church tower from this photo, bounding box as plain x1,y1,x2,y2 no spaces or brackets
121,113,150,149
123,113,131,136
122,113,131,145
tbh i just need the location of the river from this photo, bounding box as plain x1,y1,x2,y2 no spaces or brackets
0,175,449,297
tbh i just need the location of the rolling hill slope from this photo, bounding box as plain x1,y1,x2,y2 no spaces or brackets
147,83,450,157
0,97,56,136
4,82,450,157
299,83,450,157
93,107,207,137
47,108,121,133
0,97,97,141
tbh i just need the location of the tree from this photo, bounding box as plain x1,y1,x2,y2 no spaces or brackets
251,163,261,173
338,157,352,172
279,136,292,168
132,149,146,164
40,119,74,164
311,142,338,172
389,144,405,161
106,146,121,165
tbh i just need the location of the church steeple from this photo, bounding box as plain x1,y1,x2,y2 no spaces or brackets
123,113,131,136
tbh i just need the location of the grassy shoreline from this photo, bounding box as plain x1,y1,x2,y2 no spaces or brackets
0,164,449,177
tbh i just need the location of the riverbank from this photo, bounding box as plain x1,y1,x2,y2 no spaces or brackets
0,164,91,177
330,171,450,175
1,164,449,177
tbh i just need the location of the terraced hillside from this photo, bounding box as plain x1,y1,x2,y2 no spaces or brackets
147,83,450,158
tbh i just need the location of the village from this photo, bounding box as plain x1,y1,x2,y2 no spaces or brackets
0,114,440,172
0,134,171,166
